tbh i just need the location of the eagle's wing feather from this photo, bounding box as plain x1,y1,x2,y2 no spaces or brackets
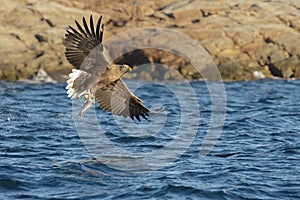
64,15,109,74
95,79,150,121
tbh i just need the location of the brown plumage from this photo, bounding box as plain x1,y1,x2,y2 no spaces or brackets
64,15,149,121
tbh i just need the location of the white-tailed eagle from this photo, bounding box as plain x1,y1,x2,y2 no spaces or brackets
64,15,149,121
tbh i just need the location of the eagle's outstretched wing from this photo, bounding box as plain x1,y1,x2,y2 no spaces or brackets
64,15,110,75
64,15,151,121
95,79,150,121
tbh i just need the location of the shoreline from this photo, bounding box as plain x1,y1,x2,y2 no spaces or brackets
0,74,297,85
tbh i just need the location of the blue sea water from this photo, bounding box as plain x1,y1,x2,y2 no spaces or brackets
0,79,299,199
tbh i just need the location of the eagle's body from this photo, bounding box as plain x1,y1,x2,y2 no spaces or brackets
64,16,150,121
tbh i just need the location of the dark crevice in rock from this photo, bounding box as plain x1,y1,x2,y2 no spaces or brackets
192,19,200,23
41,17,54,27
148,14,166,21
280,45,293,58
289,70,295,78
107,19,128,27
291,3,300,10
200,9,212,17
10,33,21,40
35,34,47,42
264,37,274,44
230,4,240,9
288,20,295,29
286,51,293,58
9,33,30,48
166,24,181,28
276,15,296,30
158,0,195,12
35,51,45,59
164,13,175,19
267,63,283,78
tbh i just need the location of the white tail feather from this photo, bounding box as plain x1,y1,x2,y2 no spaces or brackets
67,88,74,95
66,69,85,99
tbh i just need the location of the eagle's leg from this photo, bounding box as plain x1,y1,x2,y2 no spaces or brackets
78,90,95,117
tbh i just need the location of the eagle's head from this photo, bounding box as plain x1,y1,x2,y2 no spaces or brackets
119,64,132,74
108,64,132,78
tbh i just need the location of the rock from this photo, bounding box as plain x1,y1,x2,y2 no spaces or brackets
253,43,289,66
0,0,300,82
31,68,57,83
163,67,184,80
274,34,300,57
201,36,235,55
253,71,266,79
179,64,201,79
269,56,300,79
161,0,230,17
182,28,224,41
0,0,96,81
172,9,202,27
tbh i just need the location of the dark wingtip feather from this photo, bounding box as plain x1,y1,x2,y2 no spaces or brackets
96,16,103,40
68,25,79,35
135,115,141,122
75,19,86,36
82,16,91,36
90,15,95,36
140,113,148,121
99,24,104,41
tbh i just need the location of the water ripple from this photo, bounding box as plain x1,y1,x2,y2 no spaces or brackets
0,80,299,199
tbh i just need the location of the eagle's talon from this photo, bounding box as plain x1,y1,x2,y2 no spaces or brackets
77,90,95,117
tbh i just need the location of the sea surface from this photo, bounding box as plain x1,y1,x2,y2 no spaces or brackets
0,79,299,199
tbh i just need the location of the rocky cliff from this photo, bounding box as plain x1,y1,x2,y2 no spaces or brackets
0,0,300,82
